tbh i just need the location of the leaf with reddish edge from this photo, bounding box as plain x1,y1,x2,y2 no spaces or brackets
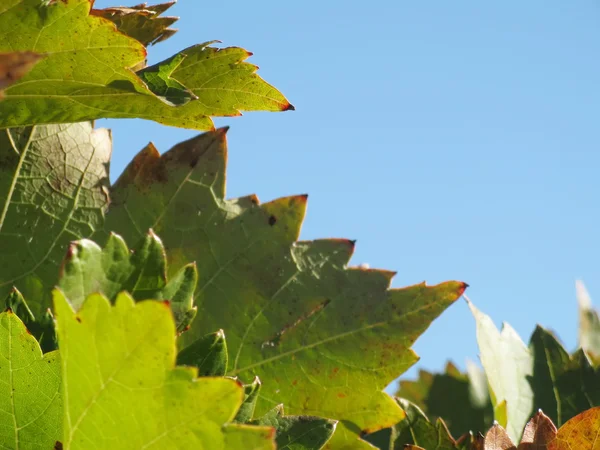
98,127,467,448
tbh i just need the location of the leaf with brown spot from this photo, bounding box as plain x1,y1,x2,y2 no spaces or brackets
548,407,600,450
485,423,517,450
91,2,178,47
97,128,467,448
518,410,557,450
0,51,43,98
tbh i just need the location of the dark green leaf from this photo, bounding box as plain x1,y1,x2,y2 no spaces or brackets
57,231,197,331
5,287,56,352
234,376,262,423
177,329,228,376
252,404,337,450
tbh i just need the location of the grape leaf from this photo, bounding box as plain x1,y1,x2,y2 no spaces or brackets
99,128,467,447
0,51,43,99
397,361,494,438
251,404,337,450
393,399,456,450
484,423,516,450
0,122,111,318
530,326,600,427
53,289,275,450
91,2,178,47
177,329,229,376
468,300,534,443
57,231,197,331
518,410,557,449
0,0,292,130
0,308,61,449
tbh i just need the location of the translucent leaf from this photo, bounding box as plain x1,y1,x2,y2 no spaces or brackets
468,300,534,443
0,1,291,130
53,289,275,449
0,309,61,449
99,127,467,447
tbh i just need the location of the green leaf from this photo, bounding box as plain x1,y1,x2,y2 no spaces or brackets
468,300,534,444
0,308,61,449
576,280,600,363
0,0,292,130
4,287,56,352
530,325,600,427
0,122,111,317
0,51,44,99
396,361,494,438
53,289,275,450
234,377,262,423
393,398,457,450
57,231,197,332
177,329,229,376
91,2,178,47
99,128,467,447
251,404,337,450
138,43,295,116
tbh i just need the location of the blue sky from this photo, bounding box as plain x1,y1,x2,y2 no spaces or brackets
95,1,600,389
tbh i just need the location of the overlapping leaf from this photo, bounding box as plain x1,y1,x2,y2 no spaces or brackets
0,122,111,318
97,128,467,447
251,404,338,450
0,308,61,449
58,231,197,331
0,51,43,98
0,0,292,130
468,301,534,443
53,289,275,449
397,361,493,438
91,2,178,47
529,326,600,427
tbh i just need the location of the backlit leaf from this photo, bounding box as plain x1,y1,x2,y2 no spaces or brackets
53,289,275,450
0,308,61,449
548,407,600,450
0,0,291,130
98,128,467,447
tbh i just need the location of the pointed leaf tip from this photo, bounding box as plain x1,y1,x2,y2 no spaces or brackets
282,102,295,111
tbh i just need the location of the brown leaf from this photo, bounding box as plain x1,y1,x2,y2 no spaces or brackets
518,410,557,450
485,423,517,450
549,406,600,450
457,432,485,450
0,52,43,97
92,2,178,47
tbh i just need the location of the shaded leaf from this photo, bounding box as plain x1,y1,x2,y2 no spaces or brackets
456,432,485,450
391,398,457,450
0,308,61,448
234,376,262,423
0,0,291,130
397,360,493,437
529,326,600,427
91,2,178,47
468,300,534,443
0,122,110,317
0,51,43,98
252,404,337,450
5,287,56,352
53,289,275,449
177,329,229,376
57,231,197,332
484,423,516,450
518,410,557,450
99,128,467,447
548,407,600,450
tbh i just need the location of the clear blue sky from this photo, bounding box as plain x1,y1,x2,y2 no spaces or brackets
95,0,600,390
